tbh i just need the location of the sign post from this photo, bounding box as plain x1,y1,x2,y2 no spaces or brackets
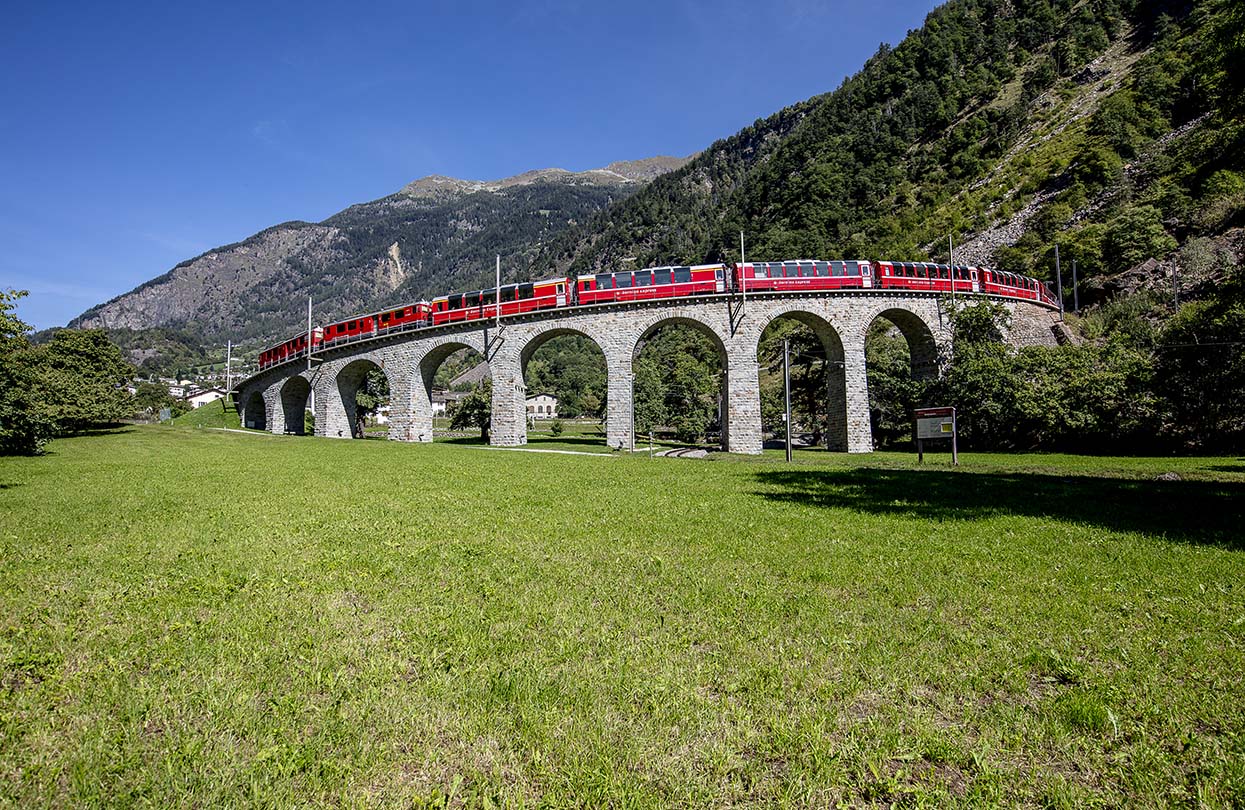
914,406,958,466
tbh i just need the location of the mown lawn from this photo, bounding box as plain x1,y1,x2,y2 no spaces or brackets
1,427,1242,807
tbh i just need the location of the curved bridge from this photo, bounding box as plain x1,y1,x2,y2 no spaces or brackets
234,291,1061,454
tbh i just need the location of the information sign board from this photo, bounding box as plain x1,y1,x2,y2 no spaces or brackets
913,406,957,465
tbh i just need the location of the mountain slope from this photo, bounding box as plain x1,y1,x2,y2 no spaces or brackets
71,157,689,344
536,0,1242,296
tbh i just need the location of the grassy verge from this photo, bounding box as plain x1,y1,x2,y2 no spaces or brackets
1,428,1242,806
169,396,242,430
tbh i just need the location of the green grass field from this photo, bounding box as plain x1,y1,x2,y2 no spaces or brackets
1,428,1242,807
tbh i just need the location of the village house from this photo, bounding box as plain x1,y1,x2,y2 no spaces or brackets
185,387,227,409
526,393,558,419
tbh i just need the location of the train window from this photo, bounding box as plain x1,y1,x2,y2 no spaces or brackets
830,261,844,276
846,261,859,276
481,290,496,305
753,265,768,278
635,270,652,286
673,267,691,283
463,293,478,308
798,261,814,276
815,261,830,276
381,313,390,323
519,283,534,299
347,320,356,329
615,272,633,288
596,274,613,289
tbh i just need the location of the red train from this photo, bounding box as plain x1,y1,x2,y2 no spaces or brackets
874,261,1058,306
256,258,1056,370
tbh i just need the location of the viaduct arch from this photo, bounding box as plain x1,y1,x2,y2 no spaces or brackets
235,291,1061,454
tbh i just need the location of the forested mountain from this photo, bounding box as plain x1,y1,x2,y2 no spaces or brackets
70,158,688,345
537,0,1242,300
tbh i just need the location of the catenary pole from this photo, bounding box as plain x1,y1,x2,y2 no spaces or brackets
740,230,746,310
783,338,793,463
307,296,315,416
495,255,501,330
1054,243,1064,318
1072,259,1079,313
225,340,232,395
949,233,956,302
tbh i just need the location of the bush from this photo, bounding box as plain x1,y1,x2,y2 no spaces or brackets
549,419,564,437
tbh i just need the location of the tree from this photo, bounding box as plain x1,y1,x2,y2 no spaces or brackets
0,290,55,455
133,382,175,415
354,368,390,419
632,356,667,436
1153,266,1245,449
1104,205,1177,273
30,329,133,433
449,380,491,441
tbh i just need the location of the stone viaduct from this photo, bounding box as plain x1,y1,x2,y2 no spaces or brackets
234,291,1062,454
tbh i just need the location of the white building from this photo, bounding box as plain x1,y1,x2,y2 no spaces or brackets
526,393,558,419
186,388,227,409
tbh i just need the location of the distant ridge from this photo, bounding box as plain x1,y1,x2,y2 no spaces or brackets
71,155,691,343
399,156,691,198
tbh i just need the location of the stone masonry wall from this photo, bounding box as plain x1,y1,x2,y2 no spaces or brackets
236,293,1057,453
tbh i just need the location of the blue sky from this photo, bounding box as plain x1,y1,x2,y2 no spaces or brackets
1,0,938,330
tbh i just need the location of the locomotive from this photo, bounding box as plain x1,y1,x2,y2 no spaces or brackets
257,259,1057,370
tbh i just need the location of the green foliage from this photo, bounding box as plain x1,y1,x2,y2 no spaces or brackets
632,356,667,436
757,319,835,444
354,369,390,417
931,300,1159,450
950,300,1009,349
0,290,56,455
29,329,134,434
544,0,1139,272
1103,206,1178,273
634,325,721,444
448,380,492,440
1,295,134,454
548,418,564,437
865,323,925,448
523,335,606,419
1153,264,1245,449
132,382,175,415
1090,91,1144,156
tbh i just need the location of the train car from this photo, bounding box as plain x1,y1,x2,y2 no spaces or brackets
735,260,873,293
258,327,323,371
376,301,433,334
430,277,569,326
322,314,377,346
978,268,1056,304
576,263,726,306
875,261,980,294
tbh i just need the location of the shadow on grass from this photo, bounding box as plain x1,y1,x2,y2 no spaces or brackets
1207,463,1245,474
439,435,489,446
526,436,608,448
67,425,136,438
754,468,1245,549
